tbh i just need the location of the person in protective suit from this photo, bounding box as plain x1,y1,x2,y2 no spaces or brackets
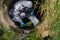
9,0,39,27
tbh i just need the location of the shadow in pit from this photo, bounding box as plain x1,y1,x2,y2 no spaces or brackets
5,0,45,31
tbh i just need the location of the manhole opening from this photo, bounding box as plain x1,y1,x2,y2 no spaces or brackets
7,0,44,30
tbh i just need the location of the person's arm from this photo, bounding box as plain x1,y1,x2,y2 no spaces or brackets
13,8,25,27
13,13,25,27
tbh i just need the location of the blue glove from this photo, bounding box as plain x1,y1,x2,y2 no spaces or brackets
30,10,34,15
20,21,25,27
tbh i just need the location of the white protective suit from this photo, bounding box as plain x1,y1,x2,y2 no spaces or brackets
9,0,39,27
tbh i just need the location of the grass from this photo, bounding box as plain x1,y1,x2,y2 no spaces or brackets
51,0,60,40
26,0,60,40
0,26,15,40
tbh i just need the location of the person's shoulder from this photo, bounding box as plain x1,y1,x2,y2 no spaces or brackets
15,1,21,5
14,1,22,7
